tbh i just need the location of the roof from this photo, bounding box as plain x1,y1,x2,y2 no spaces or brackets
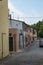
9,19,24,23
22,22,30,27
9,18,30,27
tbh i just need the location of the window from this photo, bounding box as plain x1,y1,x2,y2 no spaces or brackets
16,24,18,26
9,33,12,37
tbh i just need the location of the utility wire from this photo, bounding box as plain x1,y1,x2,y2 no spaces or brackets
14,17,43,18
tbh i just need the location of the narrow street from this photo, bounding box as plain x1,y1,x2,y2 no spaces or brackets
1,40,43,65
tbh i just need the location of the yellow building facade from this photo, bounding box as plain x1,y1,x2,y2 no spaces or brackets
0,0,9,59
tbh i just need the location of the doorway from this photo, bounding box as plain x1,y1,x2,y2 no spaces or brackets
9,37,13,51
19,34,24,49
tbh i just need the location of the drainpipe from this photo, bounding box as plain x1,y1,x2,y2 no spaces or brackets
2,33,6,59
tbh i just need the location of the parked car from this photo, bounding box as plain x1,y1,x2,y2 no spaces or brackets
39,38,43,47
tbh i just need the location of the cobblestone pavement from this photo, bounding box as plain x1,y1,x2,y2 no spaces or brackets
1,40,43,65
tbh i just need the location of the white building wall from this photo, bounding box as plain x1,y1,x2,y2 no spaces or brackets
9,20,23,30
9,19,24,49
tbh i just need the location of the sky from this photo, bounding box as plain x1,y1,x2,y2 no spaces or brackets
8,0,43,25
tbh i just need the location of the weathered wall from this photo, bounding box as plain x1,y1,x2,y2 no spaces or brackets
0,0,9,59
9,29,19,51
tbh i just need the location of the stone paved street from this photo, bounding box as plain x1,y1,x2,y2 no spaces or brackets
1,40,43,65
